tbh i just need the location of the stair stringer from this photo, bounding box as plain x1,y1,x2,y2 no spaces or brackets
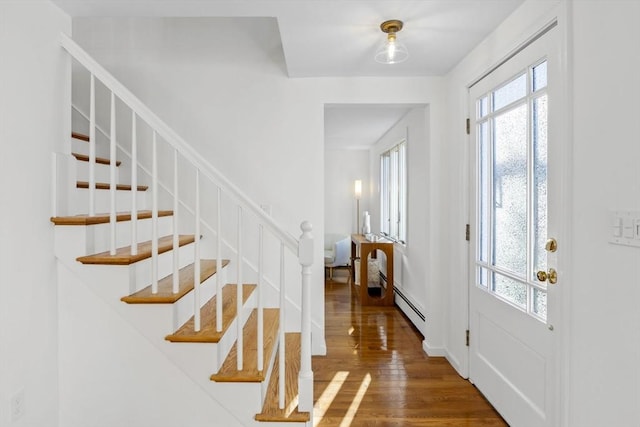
53,230,297,425
54,244,255,369
57,261,249,427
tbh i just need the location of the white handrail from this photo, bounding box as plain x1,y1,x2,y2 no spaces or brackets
60,32,297,253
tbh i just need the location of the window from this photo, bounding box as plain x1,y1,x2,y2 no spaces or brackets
380,141,406,243
475,59,549,320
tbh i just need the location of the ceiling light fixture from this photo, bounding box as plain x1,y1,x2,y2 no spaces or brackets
375,19,408,64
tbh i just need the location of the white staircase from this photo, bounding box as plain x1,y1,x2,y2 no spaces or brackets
50,33,313,427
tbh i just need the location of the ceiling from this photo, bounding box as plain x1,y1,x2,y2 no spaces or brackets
52,0,524,78
325,104,419,150
52,0,525,147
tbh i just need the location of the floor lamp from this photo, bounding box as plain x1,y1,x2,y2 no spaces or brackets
354,180,362,234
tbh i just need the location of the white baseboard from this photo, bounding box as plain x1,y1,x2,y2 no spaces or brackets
445,349,468,378
394,291,425,336
422,339,446,357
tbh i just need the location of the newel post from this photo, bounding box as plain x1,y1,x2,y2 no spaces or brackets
298,221,314,412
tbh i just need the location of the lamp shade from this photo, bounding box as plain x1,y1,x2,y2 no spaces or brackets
354,180,362,199
375,35,409,64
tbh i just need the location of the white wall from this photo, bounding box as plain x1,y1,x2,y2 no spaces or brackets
569,1,640,425
324,148,369,236
0,1,71,425
368,107,433,339
71,17,447,355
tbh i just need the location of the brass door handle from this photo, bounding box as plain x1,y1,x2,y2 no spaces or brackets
536,268,557,284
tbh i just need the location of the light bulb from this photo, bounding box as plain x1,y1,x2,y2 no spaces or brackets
375,32,408,64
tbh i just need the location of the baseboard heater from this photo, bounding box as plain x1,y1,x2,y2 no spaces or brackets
380,272,425,322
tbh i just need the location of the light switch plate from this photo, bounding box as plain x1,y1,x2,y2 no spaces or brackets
610,211,640,248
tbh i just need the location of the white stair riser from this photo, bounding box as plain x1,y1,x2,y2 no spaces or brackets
54,217,174,257
58,243,196,299
172,268,227,331
72,137,110,159
71,187,150,214
75,159,120,183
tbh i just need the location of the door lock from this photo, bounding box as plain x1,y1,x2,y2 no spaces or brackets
545,238,558,253
536,268,557,284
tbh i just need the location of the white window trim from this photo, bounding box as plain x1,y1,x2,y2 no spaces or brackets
380,140,406,245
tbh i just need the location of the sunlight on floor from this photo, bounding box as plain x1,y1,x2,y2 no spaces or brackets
313,371,349,426
339,373,371,427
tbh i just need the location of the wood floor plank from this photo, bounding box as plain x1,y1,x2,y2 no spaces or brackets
255,333,311,423
76,234,194,265
76,181,149,191
165,284,256,343
51,210,173,226
311,274,508,426
211,308,279,382
72,152,121,166
121,259,230,304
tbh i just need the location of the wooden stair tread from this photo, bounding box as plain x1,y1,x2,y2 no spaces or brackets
121,259,230,304
76,234,194,265
72,132,89,142
255,333,310,423
77,181,148,191
211,308,279,383
51,210,172,226
166,284,256,343
72,152,122,166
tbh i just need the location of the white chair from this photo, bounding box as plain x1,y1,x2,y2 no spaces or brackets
324,234,350,279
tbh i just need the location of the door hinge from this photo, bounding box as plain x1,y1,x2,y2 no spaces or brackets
466,118,470,135
466,329,470,346
465,224,470,241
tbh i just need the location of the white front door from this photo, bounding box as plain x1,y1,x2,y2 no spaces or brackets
469,24,562,427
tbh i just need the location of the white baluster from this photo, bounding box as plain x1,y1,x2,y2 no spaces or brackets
257,225,264,372
237,206,243,371
279,241,285,409
89,74,96,217
151,131,159,294
297,221,314,412
130,112,138,255
194,170,201,332
173,149,179,294
216,187,222,332
109,91,117,255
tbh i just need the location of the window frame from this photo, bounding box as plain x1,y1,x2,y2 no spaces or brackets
379,140,407,244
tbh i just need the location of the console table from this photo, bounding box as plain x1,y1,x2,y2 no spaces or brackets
350,234,394,306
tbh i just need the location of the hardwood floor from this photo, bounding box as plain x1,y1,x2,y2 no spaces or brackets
313,269,507,427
